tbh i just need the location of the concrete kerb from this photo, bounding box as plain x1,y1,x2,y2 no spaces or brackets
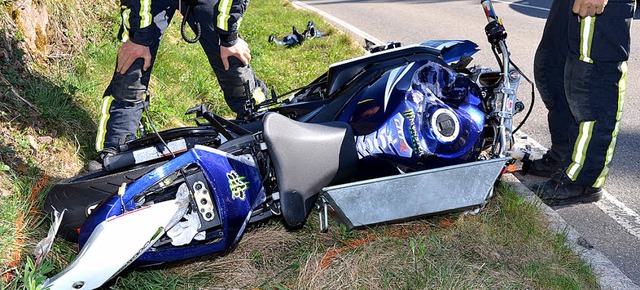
289,2,639,288
502,174,639,290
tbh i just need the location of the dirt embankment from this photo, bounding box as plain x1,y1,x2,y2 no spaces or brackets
2,0,117,63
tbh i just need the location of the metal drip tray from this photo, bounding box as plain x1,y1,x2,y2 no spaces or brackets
321,157,510,230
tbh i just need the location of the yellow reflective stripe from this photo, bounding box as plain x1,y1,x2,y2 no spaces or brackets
95,96,115,152
121,8,131,42
217,0,232,31
140,0,152,28
566,121,595,180
593,62,628,188
579,16,595,63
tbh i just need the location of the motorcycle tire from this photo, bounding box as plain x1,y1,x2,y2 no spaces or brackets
44,161,165,242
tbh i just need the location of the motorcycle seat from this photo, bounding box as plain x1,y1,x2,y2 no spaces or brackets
262,113,357,227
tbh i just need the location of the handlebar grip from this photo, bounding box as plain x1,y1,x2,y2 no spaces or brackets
481,0,500,24
481,0,507,45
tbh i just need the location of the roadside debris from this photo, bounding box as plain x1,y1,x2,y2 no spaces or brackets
268,21,323,47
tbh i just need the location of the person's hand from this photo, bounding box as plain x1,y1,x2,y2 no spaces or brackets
573,0,607,17
220,38,251,71
116,40,152,74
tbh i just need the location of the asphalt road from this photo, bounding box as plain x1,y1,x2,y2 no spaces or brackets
295,0,640,284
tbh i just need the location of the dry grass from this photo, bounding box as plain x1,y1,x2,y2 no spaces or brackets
40,0,117,62
105,185,596,289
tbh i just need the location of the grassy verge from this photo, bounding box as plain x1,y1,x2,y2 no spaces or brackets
0,0,597,289
99,185,596,289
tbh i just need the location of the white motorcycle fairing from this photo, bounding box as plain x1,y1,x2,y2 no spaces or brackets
42,199,188,289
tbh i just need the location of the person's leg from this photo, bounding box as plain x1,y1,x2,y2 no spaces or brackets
96,1,176,152
187,0,267,118
563,0,635,188
536,0,635,205
529,0,574,176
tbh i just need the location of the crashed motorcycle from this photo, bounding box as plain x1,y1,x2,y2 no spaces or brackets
42,0,531,288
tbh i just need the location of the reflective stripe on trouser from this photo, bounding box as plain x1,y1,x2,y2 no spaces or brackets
97,0,268,151
96,96,114,151
578,16,595,64
561,1,633,188
96,87,146,151
591,62,627,188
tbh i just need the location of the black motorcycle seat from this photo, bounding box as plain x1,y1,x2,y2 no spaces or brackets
262,112,357,227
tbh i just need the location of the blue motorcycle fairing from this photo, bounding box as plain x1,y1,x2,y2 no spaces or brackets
340,58,485,170
79,145,265,265
420,40,480,64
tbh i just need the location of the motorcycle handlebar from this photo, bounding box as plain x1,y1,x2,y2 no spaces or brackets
480,0,500,24
481,0,508,46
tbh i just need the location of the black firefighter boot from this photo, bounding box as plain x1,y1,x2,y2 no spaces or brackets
534,171,602,206
523,150,563,177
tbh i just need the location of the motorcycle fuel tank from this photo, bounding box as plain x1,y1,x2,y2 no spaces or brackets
339,58,485,171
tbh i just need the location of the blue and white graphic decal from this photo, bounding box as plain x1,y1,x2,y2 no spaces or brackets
355,112,413,159
384,63,414,112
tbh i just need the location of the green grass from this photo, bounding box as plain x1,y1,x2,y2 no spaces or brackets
23,182,599,289
0,0,599,288
91,186,596,289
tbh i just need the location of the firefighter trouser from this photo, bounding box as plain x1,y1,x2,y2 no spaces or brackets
96,0,266,151
533,0,635,188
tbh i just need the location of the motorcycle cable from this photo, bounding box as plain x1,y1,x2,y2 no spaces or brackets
491,46,504,69
142,95,199,213
508,58,535,135
275,80,327,99
142,93,176,159
254,79,328,112
488,44,535,137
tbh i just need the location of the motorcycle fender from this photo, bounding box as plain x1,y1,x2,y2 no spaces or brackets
43,199,186,290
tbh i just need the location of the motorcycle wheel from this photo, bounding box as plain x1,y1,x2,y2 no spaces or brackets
44,161,165,242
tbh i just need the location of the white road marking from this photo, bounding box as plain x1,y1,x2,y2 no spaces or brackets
596,191,640,240
291,1,385,45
